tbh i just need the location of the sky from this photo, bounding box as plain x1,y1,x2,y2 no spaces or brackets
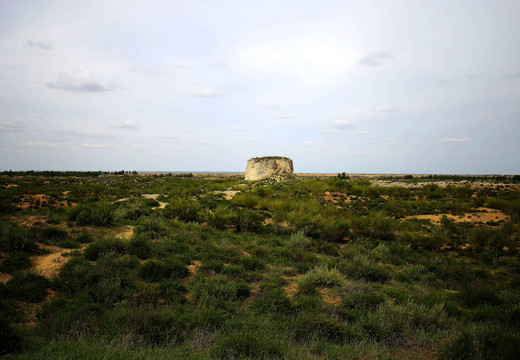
0,0,519,174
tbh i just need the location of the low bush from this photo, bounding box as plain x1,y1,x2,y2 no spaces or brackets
76,233,94,244
0,252,32,273
252,288,293,314
320,217,350,242
236,209,263,232
192,275,250,307
127,236,151,259
37,295,102,340
341,286,385,312
299,266,345,294
159,279,187,303
340,255,391,283
104,304,188,346
5,272,49,302
137,259,189,282
163,199,201,222
292,313,357,343
287,230,312,250
67,202,115,226
214,326,284,359
239,256,265,272
439,326,520,360
135,216,171,239
84,238,126,261
0,222,36,253
207,205,238,230
364,302,447,345
351,213,397,241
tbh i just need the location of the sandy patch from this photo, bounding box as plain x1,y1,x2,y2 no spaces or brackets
319,288,342,306
17,194,72,209
187,260,202,276
116,226,135,240
404,207,509,224
214,190,240,200
283,278,299,298
323,192,348,203
142,194,159,200
32,245,80,278
0,272,12,284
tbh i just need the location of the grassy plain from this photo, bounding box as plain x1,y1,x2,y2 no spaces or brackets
1,172,519,359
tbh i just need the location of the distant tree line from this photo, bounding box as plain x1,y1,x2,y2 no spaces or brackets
0,170,139,177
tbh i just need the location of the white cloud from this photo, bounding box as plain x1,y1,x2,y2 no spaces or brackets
440,137,471,143
382,107,403,113
131,144,146,149
383,137,401,146
25,40,53,50
110,121,138,130
81,143,113,148
354,130,371,135
190,88,225,97
304,141,317,146
358,52,394,66
25,142,58,147
0,121,25,132
325,119,357,133
46,69,116,92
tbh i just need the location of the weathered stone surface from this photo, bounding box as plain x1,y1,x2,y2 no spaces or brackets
245,156,294,181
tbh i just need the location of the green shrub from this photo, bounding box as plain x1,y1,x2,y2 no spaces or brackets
53,257,97,296
199,260,225,275
288,230,312,250
0,314,22,355
37,295,102,340
135,216,171,239
236,209,263,232
104,304,188,346
292,313,357,343
340,255,391,283
163,199,201,222
208,205,237,230
459,285,502,308
137,259,189,282
239,256,265,272
351,213,396,241
252,288,293,314
320,218,350,242
159,279,187,303
232,192,260,208
214,327,284,359
68,202,115,226
341,286,385,312
127,236,151,259
84,238,126,261
6,272,49,302
439,326,520,360
0,252,32,273
76,233,94,244
299,265,345,294
364,302,447,345
0,222,36,253
193,275,250,306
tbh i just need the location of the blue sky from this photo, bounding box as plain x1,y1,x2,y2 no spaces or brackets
0,0,519,173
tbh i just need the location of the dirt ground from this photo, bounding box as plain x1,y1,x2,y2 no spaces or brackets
404,207,509,224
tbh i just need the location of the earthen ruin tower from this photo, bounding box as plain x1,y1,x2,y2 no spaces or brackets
245,156,294,181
